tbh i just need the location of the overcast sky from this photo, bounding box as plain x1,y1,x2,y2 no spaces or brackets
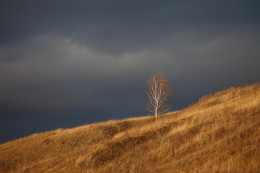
1,0,260,143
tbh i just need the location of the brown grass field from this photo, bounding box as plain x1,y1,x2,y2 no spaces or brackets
0,83,260,173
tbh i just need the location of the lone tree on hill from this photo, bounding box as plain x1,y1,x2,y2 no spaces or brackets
146,74,172,121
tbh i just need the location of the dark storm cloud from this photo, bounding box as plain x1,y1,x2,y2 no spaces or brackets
1,0,260,53
0,0,260,143
1,31,259,110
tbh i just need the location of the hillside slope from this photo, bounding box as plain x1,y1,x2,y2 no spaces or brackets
0,84,260,173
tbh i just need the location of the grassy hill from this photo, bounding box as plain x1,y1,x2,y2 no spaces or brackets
1,84,260,173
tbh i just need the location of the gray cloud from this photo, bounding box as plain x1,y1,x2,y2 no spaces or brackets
1,30,259,110
1,1,259,52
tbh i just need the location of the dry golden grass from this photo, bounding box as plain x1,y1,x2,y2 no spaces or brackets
1,83,260,173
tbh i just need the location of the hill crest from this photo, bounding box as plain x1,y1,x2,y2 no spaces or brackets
1,83,260,172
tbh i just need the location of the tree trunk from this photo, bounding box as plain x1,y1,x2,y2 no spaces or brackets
155,109,158,121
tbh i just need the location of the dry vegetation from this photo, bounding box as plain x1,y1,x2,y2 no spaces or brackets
1,84,260,173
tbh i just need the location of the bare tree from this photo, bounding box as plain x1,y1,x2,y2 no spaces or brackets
146,74,171,121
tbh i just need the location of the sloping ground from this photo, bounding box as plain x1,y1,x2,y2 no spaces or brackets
0,84,260,173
